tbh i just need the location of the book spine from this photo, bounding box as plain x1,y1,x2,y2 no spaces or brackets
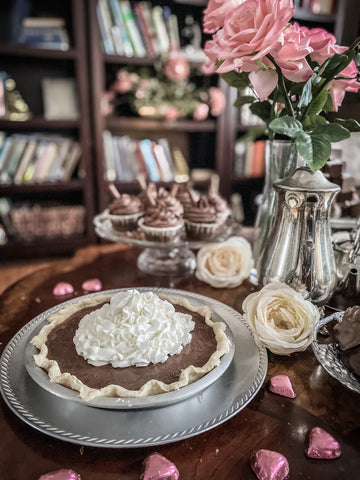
13,140,38,184
96,0,115,54
251,140,266,178
61,142,82,181
151,6,169,54
119,1,146,57
139,139,161,181
108,0,134,56
134,2,156,57
1,138,27,184
139,2,161,56
103,130,116,182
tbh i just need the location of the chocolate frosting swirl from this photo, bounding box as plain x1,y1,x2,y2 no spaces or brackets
109,194,143,215
184,197,218,224
143,209,182,228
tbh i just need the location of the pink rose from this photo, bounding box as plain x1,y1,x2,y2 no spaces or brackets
112,71,133,94
165,106,181,121
100,90,115,116
193,103,210,121
273,23,314,83
164,57,190,82
203,0,246,34
328,61,360,111
209,87,226,116
306,27,347,65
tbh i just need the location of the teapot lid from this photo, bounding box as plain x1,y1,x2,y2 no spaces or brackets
274,166,340,193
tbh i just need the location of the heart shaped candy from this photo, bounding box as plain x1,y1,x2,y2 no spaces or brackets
53,282,74,296
251,449,289,480
38,469,81,480
305,427,341,459
82,278,102,292
268,375,296,398
141,453,179,480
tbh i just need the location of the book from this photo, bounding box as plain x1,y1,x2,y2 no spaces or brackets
0,137,15,176
97,0,116,54
152,5,170,54
151,141,174,182
108,0,134,56
138,139,161,181
32,141,59,182
251,140,266,177
134,2,156,57
137,2,161,56
47,138,73,182
13,139,38,184
0,137,27,184
23,140,49,183
121,135,140,180
42,77,79,120
61,142,82,181
119,1,146,57
103,130,116,181
157,138,175,177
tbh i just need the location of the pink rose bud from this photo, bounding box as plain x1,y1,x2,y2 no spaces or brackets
164,57,190,82
53,282,74,296
165,106,180,121
193,103,209,121
38,469,81,480
82,278,102,292
251,449,289,480
268,375,296,398
141,453,179,480
305,427,341,459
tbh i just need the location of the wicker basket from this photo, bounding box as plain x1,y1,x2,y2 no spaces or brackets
10,204,86,241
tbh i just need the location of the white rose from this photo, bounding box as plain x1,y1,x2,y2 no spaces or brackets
195,236,253,288
242,282,320,355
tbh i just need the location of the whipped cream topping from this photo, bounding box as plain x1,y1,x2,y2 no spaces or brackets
73,290,195,368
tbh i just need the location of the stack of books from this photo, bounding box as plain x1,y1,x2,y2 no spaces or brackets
103,130,183,183
234,140,266,178
0,133,82,185
97,0,194,58
17,17,70,50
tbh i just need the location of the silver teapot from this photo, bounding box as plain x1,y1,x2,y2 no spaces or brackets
257,167,340,305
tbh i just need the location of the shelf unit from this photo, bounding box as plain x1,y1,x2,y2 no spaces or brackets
87,0,227,213
0,0,96,258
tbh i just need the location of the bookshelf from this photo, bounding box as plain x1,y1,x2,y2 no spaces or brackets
87,0,227,213
0,0,96,258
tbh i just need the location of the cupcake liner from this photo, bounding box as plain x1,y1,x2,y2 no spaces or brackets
138,218,184,242
185,219,220,240
107,209,143,232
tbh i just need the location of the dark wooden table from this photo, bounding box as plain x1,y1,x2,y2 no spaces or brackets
1,244,359,480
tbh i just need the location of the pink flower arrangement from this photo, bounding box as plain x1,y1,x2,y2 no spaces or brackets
203,0,360,171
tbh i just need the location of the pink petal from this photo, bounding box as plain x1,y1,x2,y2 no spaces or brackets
268,375,296,398
305,427,341,459
82,278,102,292
249,69,278,101
251,449,289,480
53,282,74,296
142,453,179,480
38,470,81,480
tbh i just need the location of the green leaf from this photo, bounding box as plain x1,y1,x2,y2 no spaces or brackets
269,116,303,138
312,123,350,142
303,114,327,130
219,70,250,89
295,132,331,171
297,76,314,109
233,95,255,108
306,88,329,116
250,101,272,124
319,52,354,80
335,118,360,132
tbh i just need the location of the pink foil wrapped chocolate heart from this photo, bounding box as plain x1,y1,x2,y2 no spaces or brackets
268,375,296,398
38,469,81,480
82,278,102,292
305,427,341,459
251,449,289,480
52,282,74,296
141,453,179,480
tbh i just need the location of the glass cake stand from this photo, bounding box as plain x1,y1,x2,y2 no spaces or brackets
94,211,240,276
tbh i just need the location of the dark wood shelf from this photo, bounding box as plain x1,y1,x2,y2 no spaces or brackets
0,117,80,130
0,43,78,60
0,236,89,259
0,180,85,195
293,8,336,24
106,116,217,133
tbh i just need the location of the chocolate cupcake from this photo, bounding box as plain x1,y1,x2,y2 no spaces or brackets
184,196,219,240
107,191,143,232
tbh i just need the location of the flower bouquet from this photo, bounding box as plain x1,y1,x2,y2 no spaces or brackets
203,0,360,171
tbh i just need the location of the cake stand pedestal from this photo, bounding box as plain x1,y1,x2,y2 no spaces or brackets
137,246,196,275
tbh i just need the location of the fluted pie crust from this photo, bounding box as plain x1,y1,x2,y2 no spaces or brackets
31,293,230,401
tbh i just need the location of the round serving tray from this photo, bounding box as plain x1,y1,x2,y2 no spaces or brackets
0,288,267,448
312,311,360,395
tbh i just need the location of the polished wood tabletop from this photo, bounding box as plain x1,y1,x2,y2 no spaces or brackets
0,243,359,480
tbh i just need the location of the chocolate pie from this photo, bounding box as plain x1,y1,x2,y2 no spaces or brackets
31,291,230,401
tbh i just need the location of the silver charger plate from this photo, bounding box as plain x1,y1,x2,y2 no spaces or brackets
0,288,267,448
23,291,236,409
312,311,360,395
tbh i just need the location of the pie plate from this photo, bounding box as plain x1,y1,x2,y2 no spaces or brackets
0,288,267,448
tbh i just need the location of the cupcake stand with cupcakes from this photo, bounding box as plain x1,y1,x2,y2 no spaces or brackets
94,176,239,276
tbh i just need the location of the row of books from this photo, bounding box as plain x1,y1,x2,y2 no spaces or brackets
103,131,186,183
295,0,337,15
0,133,82,185
16,16,70,51
234,140,266,179
97,0,182,57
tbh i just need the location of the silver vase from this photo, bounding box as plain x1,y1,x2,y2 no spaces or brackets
257,166,340,305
